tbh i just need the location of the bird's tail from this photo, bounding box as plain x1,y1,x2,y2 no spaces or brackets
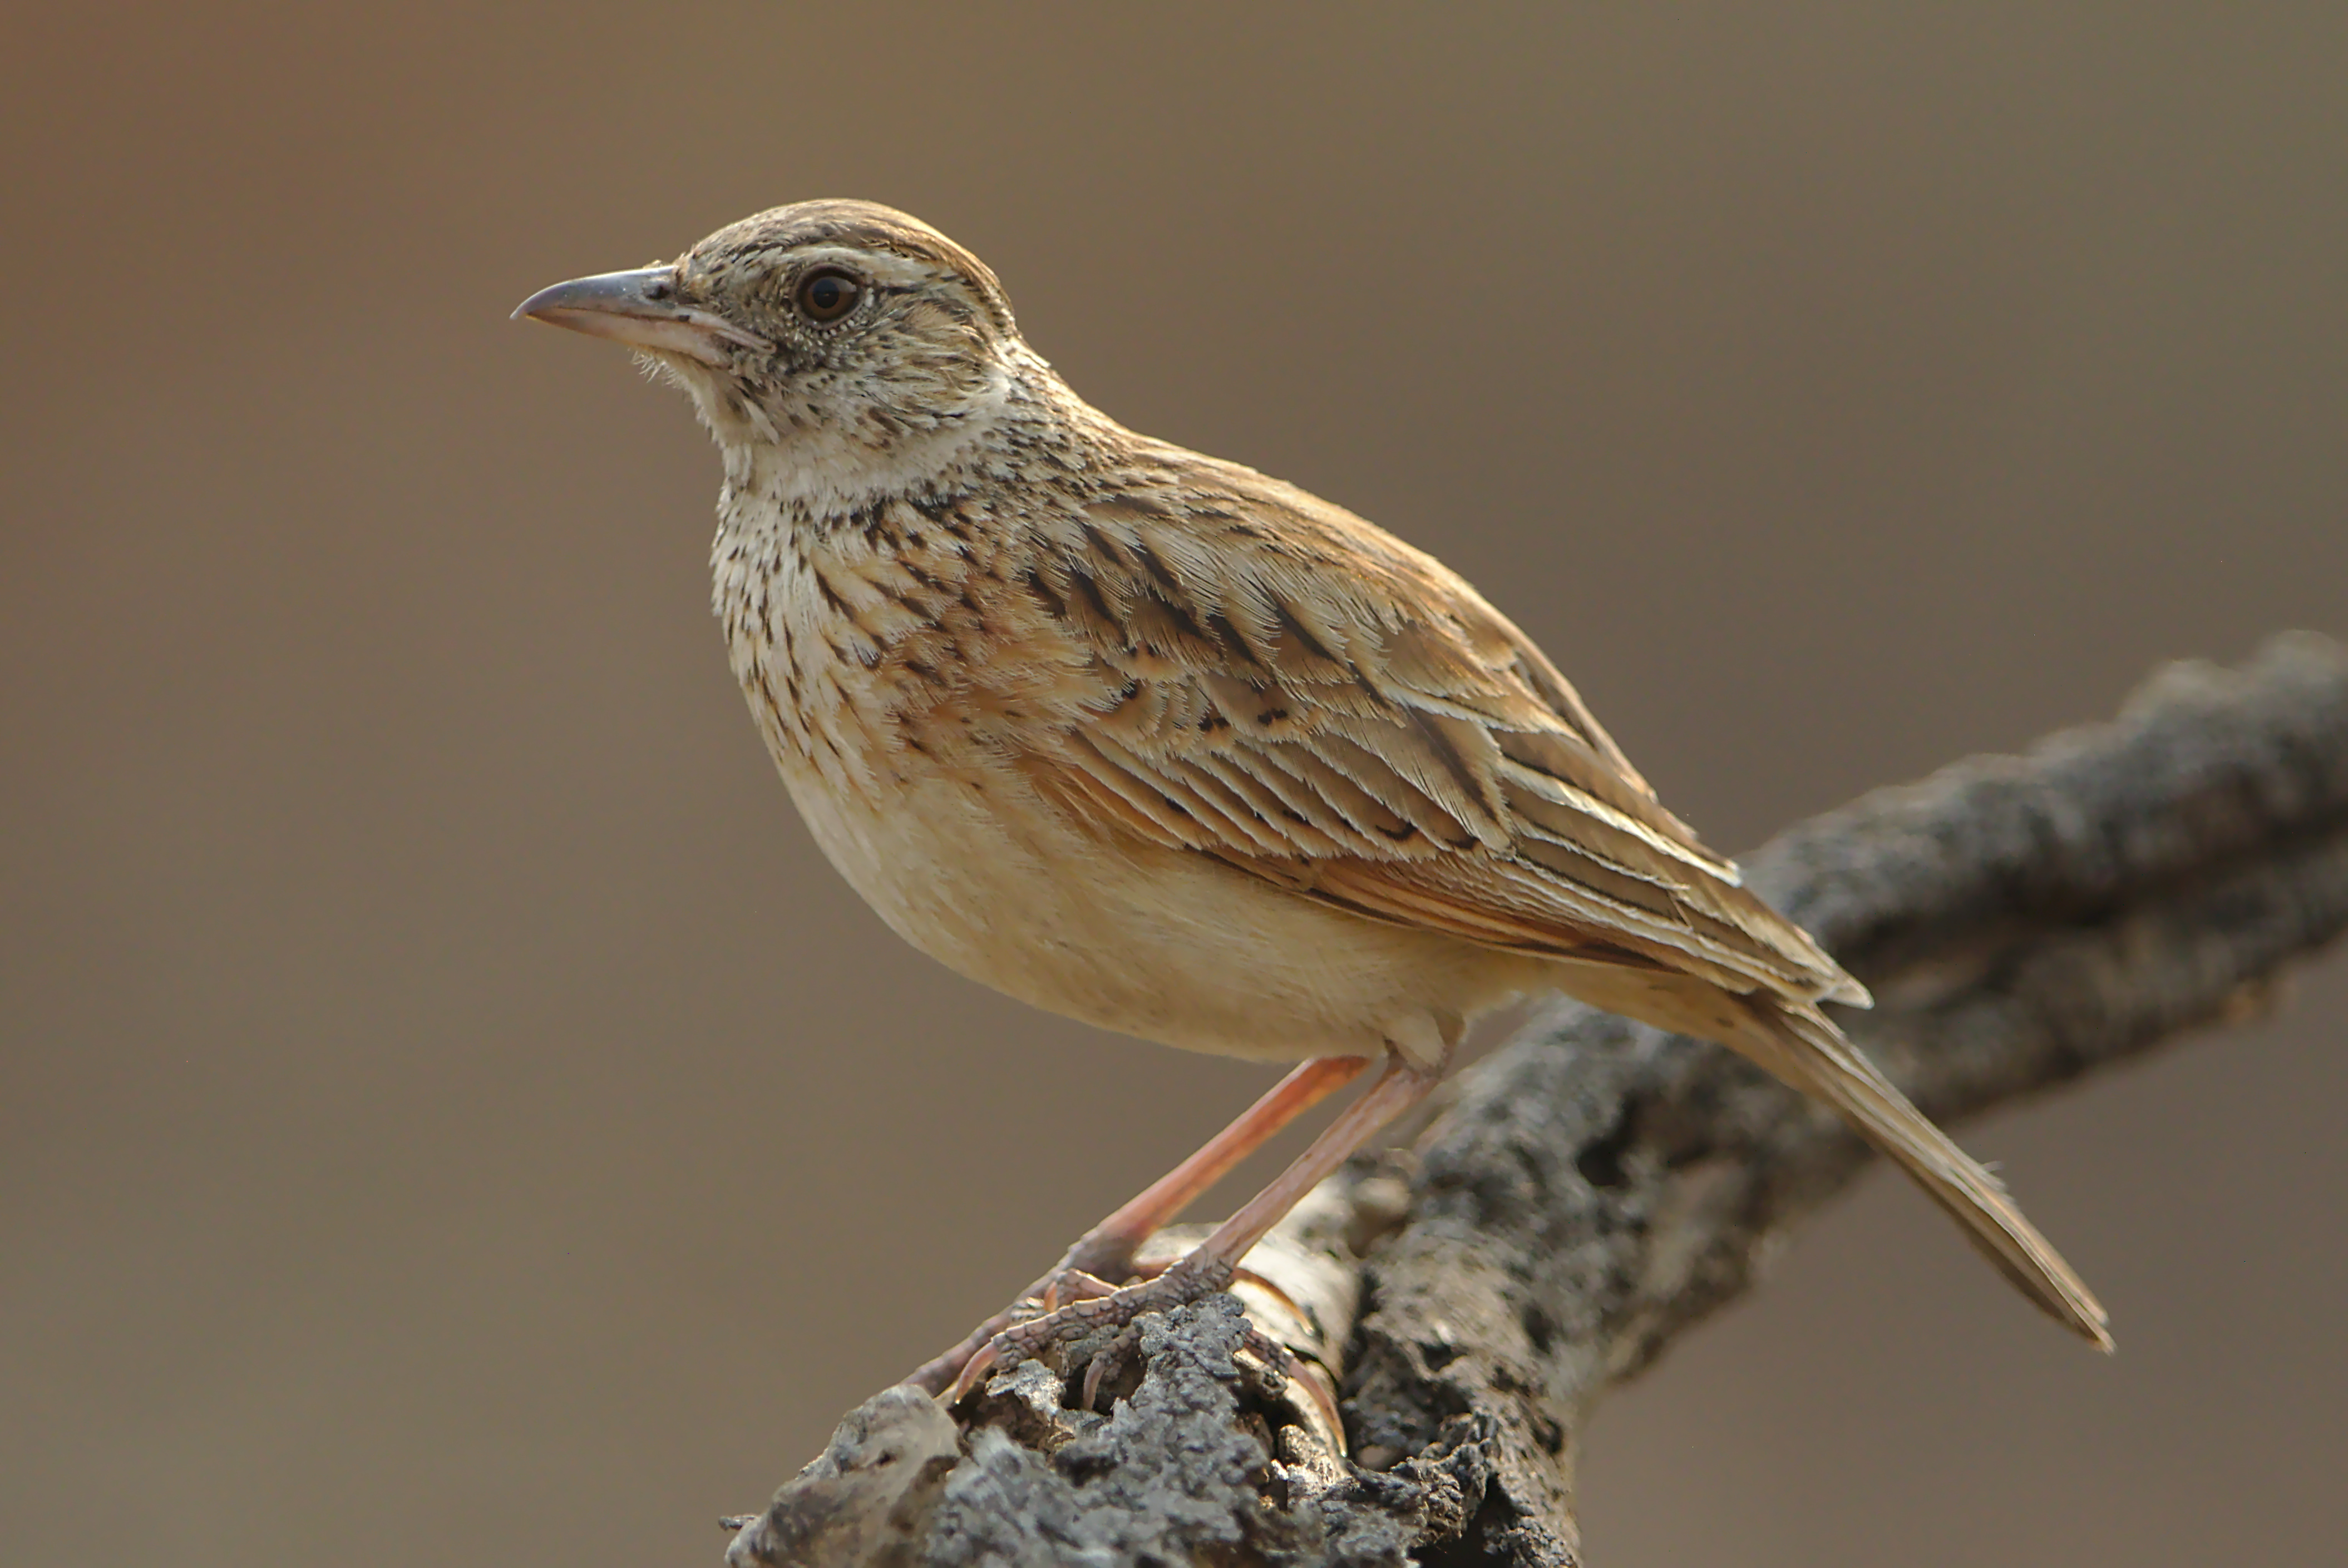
1732,997,2113,1351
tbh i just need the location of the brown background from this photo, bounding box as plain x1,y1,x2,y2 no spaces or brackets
4,5,2344,1564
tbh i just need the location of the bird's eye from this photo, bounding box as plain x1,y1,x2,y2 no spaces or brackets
795,268,862,324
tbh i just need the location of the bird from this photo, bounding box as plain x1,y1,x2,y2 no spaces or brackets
514,198,2110,1401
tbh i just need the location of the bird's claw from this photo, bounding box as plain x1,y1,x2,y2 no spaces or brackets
1035,1267,1119,1313
1073,1314,1293,1412
1078,1321,1146,1411
945,1255,1235,1404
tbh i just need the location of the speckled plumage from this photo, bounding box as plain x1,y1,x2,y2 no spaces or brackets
519,199,2110,1377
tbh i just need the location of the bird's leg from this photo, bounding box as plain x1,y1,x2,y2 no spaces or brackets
1051,1055,1372,1287
942,1052,1443,1404
905,1056,1370,1396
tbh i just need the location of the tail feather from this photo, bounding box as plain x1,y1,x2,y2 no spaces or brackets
1734,998,2113,1352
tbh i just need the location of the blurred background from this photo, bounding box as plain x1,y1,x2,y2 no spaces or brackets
5,5,2344,1564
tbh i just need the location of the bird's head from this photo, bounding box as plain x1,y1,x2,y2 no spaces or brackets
516,200,1033,501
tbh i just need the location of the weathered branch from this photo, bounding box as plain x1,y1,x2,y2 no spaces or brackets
728,633,2348,1568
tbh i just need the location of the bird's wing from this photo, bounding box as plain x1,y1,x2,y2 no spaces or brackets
1003,457,1866,1007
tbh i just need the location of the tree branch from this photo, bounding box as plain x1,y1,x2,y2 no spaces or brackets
727,633,2348,1568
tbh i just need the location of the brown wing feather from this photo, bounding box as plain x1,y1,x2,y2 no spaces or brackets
1003,449,2111,1349
1009,455,1867,1008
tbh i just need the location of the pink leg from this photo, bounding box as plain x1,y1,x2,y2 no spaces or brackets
1124,1053,1441,1284
905,1056,1372,1396
1056,1055,1371,1281
943,1053,1444,1403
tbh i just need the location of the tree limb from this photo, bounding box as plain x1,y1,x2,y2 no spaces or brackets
727,632,2348,1568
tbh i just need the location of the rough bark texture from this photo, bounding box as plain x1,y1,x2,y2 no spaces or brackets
728,634,2348,1568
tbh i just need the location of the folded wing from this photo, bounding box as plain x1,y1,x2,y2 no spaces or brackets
1009,460,1867,1010
989,452,2108,1349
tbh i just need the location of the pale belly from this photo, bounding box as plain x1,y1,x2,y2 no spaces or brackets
774,757,1535,1069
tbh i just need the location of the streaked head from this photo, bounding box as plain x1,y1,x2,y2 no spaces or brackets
516,200,1027,463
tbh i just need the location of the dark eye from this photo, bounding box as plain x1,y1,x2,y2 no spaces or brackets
795,268,862,324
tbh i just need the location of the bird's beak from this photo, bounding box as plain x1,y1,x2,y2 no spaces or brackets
511,266,767,366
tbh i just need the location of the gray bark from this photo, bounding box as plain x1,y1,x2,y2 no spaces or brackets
727,632,2348,1568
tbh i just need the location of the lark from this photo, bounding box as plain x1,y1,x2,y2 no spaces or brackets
516,199,2109,1400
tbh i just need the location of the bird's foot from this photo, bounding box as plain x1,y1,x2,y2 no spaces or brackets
945,1252,1281,1406
1058,1309,1294,1412
1034,1267,1122,1313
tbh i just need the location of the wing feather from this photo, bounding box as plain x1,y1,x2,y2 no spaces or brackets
1005,461,1866,1007
981,450,2112,1345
